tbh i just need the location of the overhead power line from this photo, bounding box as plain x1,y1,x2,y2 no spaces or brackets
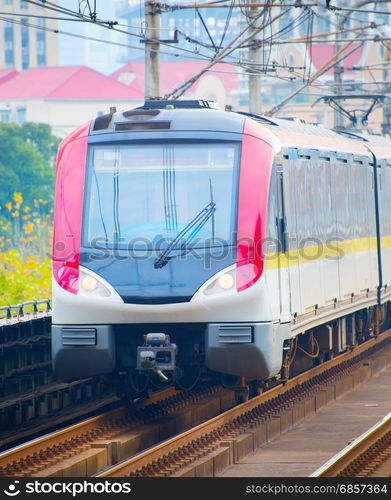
266,33,366,115
160,2,319,9
17,0,388,107
329,5,391,15
0,13,302,83
167,5,288,98
23,1,226,62
0,11,93,22
0,15,213,63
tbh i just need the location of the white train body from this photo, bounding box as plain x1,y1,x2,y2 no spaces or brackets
51,102,391,385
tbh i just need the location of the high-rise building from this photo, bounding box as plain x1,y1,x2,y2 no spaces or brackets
0,0,58,70
114,0,244,63
58,1,124,75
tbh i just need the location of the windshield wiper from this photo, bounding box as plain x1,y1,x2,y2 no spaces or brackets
154,201,216,269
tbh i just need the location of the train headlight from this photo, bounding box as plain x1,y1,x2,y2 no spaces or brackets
78,269,114,299
82,276,97,291
203,268,236,296
218,273,234,290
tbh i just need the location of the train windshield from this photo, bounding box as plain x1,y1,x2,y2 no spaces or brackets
83,142,240,250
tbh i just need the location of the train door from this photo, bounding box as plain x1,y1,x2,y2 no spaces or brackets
283,149,302,319
275,166,291,323
368,157,380,299
376,159,388,303
319,152,340,305
293,149,323,313
379,162,391,302
335,152,355,299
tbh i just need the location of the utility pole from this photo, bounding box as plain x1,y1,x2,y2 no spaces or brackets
249,0,262,114
382,41,391,135
333,20,345,129
145,0,161,99
332,0,391,128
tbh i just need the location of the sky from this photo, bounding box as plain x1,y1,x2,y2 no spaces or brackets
58,1,126,75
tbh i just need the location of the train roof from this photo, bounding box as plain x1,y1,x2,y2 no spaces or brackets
245,113,391,160
90,100,391,161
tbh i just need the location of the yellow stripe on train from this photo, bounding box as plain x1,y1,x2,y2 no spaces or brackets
264,235,389,270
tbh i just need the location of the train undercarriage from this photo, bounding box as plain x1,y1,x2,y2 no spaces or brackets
109,302,390,403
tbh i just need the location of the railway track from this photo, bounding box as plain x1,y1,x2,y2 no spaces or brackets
2,301,391,478
96,329,391,478
312,412,391,477
0,300,116,437
1,300,52,400
0,383,234,477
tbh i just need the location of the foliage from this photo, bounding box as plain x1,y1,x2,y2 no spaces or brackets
0,192,52,259
0,122,59,214
0,192,52,306
20,122,60,164
0,249,51,306
0,122,58,305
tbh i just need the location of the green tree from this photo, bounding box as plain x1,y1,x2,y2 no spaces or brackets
21,122,60,164
0,122,59,212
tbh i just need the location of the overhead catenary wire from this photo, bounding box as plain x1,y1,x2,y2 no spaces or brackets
22,0,303,78
166,5,289,98
0,15,216,63
23,0,225,60
266,32,366,115
0,11,96,22
19,0,387,104
219,0,235,48
0,13,307,84
167,6,382,97
24,0,309,80
162,2,319,9
329,5,391,16
22,3,373,60
270,37,388,43
313,80,391,86
24,0,254,65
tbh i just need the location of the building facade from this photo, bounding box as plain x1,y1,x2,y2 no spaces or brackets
0,66,143,135
0,0,58,70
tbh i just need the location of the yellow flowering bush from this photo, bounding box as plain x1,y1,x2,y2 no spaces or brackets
0,250,51,306
0,192,52,306
0,192,52,259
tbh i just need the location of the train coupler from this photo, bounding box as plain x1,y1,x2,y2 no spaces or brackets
136,333,177,382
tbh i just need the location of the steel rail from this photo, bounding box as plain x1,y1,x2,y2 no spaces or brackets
311,412,391,477
0,387,176,472
97,328,391,477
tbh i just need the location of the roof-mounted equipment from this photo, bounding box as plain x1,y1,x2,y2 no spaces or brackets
138,99,218,110
313,94,385,130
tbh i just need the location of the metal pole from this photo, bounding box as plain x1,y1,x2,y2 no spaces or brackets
333,18,344,129
249,0,262,114
382,42,391,135
145,0,160,99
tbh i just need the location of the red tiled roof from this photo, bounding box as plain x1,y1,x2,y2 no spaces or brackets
111,61,239,96
0,66,144,100
0,69,19,85
310,44,364,75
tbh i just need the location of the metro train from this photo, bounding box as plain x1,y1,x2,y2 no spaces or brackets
52,99,391,394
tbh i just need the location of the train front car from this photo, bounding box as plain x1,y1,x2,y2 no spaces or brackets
51,101,285,391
